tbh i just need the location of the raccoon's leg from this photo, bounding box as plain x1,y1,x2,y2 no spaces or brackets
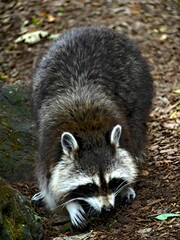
66,202,88,229
120,187,136,203
31,192,45,207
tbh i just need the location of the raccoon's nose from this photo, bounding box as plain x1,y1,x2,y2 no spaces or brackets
102,204,113,212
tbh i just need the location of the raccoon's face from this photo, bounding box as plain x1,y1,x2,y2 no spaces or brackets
48,124,137,228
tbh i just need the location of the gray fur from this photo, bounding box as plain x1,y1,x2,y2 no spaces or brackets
32,26,153,228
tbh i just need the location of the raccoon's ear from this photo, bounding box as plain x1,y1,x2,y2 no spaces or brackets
61,132,78,155
110,124,122,147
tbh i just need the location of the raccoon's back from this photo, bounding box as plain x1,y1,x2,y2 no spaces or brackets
32,26,153,120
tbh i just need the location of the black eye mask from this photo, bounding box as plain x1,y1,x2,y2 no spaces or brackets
70,183,99,199
108,178,127,192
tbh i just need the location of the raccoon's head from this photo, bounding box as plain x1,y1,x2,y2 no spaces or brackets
47,124,138,228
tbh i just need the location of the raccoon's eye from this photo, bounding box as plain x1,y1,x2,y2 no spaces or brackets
86,183,97,193
82,183,98,195
109,178,127,191
70,183,98,198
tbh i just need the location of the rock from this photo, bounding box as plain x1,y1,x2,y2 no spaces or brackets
0,177,44,240
0,81,36,182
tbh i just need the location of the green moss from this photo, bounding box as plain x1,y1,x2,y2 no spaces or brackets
0,117,24,152
0,179,14,205
0,180,23,239
4,217,20,239
0,178,44,240
3,217,32,240
1,121,13,130
10,142,23,151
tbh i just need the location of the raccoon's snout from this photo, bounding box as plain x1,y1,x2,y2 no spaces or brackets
66,198,114,229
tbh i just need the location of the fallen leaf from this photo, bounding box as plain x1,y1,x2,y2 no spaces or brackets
122,224,134,233
155,213,180,221
39,11,46,17
0,72,8,80
141,170,149,176
32,16,42,25
138,228,152,234
15,31,49,44
91,2,102,7
59,6,65,13
47,14,55,23
163,122,177,129
173,89,180,94
159,26,168,32
48,33,61,40
170,112,178,119
159,34,168,41
131,7,141,14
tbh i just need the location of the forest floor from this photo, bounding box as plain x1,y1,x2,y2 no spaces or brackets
0,1,179,239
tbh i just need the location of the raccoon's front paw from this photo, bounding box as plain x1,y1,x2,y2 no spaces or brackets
66,202,88,229
120,187,136,204
31,192,45,207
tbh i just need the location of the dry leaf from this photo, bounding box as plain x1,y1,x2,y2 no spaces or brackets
47,14,55,23
15,31,49,44
91,2,102,7
39,11,46,17
138,228,152,234
141,170,150,176
160,34,168,41
170,112,178,119
173,89,180,94
131,7,141,14
163,122,177,129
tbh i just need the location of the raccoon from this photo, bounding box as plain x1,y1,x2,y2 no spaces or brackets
31,26,153,228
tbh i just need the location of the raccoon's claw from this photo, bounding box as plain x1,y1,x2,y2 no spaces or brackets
121,187,136,204
66,202,88,229
31,192,45,207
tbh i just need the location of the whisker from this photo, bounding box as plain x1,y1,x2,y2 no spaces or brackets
115,182,130,197
51,197,87,211
114,180,127,194
115,180,126,190
115,181,136,197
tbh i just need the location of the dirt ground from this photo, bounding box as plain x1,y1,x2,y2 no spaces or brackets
1,0,179,239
